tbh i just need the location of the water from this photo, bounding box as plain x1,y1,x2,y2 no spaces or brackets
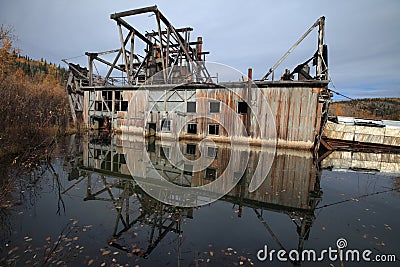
1,134,399,266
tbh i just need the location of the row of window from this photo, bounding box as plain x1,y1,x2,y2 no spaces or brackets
186,123,220,135
161,145,218,180
160,119,220,135
187,101,248,114
150,142,233,181
95,91,129,112
160,145,218,158
95,91,249,114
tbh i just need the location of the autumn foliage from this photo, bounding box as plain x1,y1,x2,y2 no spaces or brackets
0,25,69,158
329,98,400,120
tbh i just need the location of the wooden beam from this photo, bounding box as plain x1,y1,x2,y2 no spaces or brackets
110,5,158,19
93,55,124,72
145,27,193,37
156,12,167,82
129,32,135,79
118,23,131,83
113,17,153,46
317,16,325,80
104,31,132,85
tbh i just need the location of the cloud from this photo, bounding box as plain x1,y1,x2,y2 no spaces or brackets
1,0,399,99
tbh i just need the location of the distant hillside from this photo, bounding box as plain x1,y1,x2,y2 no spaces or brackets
14,54,68,85
329,98,400,121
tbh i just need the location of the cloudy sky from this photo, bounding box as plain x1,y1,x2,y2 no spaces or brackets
1,0,399,100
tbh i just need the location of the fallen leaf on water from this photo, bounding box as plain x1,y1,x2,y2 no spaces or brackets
102,250,111,255
101,262,106,267
8,246,19,255
210,251,214,257
73,237,78,241
88,259,94,265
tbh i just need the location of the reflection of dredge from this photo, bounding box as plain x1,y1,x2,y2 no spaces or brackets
84,177,192,258
71,135,322,264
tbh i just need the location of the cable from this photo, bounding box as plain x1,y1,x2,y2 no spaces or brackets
61,54,86,61
320,54,355,101
329,88,354,101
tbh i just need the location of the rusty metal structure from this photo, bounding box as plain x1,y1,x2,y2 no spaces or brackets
64,5,331,151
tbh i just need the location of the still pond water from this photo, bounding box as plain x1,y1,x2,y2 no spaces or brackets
1,134,399,266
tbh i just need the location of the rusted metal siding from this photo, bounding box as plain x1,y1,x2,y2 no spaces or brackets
85,81,328,150
261,86,322,149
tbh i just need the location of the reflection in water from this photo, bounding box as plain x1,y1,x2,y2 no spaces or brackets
74,134,322,264
321,150,400,174
2,134,399,266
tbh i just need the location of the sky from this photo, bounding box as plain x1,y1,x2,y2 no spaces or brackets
0,0,399,100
